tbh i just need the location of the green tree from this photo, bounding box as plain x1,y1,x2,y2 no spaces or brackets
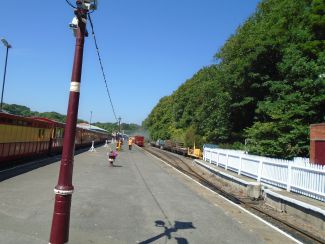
144,0,325,158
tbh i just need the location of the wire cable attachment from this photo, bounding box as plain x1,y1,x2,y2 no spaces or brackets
88,13,119,123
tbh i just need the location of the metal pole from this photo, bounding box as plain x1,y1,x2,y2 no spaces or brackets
49,7,87,244
89,110,92,130
0,46,9,111
118,116,121,132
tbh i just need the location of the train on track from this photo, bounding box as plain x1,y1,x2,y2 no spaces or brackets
134,135,144,147
0,112,109,168
128,135,145,147
150,139,202,159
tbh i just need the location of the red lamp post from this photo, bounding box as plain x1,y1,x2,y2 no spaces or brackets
49,4,89,244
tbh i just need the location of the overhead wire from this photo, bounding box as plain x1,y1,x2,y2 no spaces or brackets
87,13,119,123
64,1,119,124
65,0,76,8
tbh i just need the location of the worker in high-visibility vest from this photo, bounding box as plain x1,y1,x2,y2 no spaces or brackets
128,138,133,150
116,140,121,151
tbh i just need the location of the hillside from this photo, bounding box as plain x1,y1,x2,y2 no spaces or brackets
143,0,325,158
2,103,78,123
2,103,142,134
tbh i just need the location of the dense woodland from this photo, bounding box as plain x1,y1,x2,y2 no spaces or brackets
143,0,325,158
2,103,141,134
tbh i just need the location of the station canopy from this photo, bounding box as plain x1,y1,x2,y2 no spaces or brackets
77,123,108,133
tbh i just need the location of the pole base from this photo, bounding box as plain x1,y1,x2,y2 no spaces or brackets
49,194,72,244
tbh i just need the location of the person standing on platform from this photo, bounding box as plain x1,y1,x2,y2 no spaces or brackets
107,150,117,166
128,138,133,150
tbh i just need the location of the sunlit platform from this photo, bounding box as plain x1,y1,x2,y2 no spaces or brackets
0,143,296,243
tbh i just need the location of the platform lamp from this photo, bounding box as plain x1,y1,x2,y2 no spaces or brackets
49,1,98,244
1,38,12,111
89,110,93,130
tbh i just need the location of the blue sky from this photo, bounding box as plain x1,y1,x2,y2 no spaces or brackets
0,0,260,125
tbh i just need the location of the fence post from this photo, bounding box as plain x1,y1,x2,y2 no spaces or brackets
287,162,292,192
216,152,219,167
257,160,263,182
225,153,229,170
238,156,242,175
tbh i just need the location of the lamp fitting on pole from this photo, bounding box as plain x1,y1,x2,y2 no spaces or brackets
1,38,12,49
69,8,89,37
77,0,98,10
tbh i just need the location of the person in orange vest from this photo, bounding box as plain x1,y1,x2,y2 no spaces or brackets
116,140,121,151
128,138,133,150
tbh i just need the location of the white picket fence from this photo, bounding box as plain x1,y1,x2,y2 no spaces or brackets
203,147,325,202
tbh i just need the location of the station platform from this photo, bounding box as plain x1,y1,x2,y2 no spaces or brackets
194,159,325,233
0,143,299,243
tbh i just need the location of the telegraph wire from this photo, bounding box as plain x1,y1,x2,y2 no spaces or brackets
87,13,119,123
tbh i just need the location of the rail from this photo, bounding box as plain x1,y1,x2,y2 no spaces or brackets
203,147,325,202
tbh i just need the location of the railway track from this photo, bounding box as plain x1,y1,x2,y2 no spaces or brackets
144,145,325,244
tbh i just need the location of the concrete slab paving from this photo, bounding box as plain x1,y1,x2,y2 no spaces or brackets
0,144,297,243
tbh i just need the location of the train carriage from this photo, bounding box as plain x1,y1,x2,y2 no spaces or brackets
0,112,109,168
34,117,65,154
0,112,53,167
155,139,165,149
163,140,176,151
173,142,188,156
151,138,202,159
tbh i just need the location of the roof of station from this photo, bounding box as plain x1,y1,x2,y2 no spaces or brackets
77,123,108,133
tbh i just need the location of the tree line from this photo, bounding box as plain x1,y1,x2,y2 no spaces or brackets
143,0,325,158
2,103,142,134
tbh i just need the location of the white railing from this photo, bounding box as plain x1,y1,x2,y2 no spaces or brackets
203,147,325,202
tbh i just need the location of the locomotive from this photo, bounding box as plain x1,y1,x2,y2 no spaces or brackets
0,111,109,168
133,135,144,147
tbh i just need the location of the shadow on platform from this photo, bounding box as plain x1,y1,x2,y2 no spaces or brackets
0,147,92,182
138,220,195,244
109,164,123,168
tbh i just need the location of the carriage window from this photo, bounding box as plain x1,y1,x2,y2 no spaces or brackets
56,128,64,138
38,129,45,138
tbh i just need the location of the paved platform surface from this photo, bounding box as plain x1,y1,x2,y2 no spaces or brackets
0,144,298,243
